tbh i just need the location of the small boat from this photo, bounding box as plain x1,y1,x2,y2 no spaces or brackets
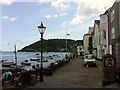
37,59,48,62
36,53,40,55
2,60,16,67
45,56,53,59
21,60,31,66
36,53,40,58
30,58,40,61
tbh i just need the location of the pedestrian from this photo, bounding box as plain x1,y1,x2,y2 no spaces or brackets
36,64,40,70
31,65,37,79
21,67,27,72
32,65,36,71
2,69,12,81
35,64,40,79
2,69,13,88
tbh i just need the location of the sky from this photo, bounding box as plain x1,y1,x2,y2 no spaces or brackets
0,0,116,51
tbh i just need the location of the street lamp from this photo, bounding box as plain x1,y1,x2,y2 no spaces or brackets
8,40,22,69
66,29,70,52
37,22,46,82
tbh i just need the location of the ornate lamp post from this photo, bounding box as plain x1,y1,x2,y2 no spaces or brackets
8,40,22,69
37,22,46,82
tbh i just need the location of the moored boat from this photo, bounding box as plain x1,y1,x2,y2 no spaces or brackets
37,59,48,62
45,56,53,59
2,60,16,67
36,53,40,55
30,58,39,61
21,60,31,66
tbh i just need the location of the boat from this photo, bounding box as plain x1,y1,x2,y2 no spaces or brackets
21,60,31,66
30,57,45,61
30,58,40,61
45,56,53,59
36,53,40,55
37,59,48,62
2,60,16,67
36,53,40,58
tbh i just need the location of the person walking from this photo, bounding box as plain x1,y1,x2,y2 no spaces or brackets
35,64,40,79
2,69,13,89
2,69,12,81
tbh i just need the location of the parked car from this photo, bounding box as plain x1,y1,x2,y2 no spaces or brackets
83,54,96,67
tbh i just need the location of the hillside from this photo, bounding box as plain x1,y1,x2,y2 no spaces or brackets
18,39,83,52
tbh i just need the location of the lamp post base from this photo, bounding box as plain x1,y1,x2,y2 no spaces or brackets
40,78,44,82
40,72,44,82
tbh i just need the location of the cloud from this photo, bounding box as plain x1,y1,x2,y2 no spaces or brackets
60,13,67,16
51,0,71,11
53,14,58,18
45,14,58,19
69,0,115,25
70,15,87,25
45,14,52,19
38,0,51,3
2,16,17,22
40,0,115,26
45,13,66,19
44,14,58,19
0,0,14,5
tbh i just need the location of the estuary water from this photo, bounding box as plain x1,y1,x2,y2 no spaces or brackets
0,52,69,70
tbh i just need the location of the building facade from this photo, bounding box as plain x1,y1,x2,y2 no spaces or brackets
83,34,91,54
100,10,109,57
92,20,101,59
108,1,120,70
83,27,94,54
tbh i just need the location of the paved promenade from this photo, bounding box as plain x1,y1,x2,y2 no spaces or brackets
24,56,103,89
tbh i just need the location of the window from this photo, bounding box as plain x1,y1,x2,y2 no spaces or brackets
103,31,106,39
111,10,115,22
111,27,115,39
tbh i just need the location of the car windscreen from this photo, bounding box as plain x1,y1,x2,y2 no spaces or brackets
87,55,94,59
85,55,94,59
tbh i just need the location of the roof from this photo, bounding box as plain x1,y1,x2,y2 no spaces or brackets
94,20,100,25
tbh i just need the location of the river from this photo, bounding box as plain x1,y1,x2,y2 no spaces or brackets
0,52,70,70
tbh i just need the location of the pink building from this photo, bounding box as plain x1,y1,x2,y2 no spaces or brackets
100,10,109,56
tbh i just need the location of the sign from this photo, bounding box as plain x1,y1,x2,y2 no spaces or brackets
105,58,114,67
102,54,116,84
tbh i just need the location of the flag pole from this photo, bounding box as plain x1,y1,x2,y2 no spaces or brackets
66,29,67,52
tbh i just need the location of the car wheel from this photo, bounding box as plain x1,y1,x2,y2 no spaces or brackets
94,64,96,67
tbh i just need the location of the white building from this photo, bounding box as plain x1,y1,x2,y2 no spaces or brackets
92,20,101,59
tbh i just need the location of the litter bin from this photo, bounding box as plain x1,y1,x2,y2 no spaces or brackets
30,74,36,86
102,53,116,86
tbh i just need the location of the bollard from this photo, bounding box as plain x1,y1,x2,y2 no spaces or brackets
30,74,36,86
